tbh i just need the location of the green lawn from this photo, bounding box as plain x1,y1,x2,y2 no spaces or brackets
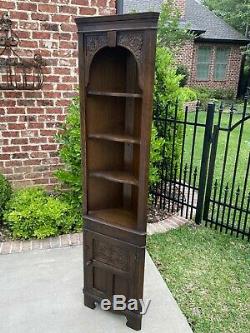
147,225,250,333
184,111,250,192
183,111,250,230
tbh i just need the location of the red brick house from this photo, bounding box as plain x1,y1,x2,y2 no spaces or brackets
121,0,249,95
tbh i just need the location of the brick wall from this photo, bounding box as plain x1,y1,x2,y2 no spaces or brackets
174,0,185,17
0,0,116,188
175,40,195,73
176,41,243,95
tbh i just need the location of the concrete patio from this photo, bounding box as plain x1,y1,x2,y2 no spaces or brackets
0,245,192,333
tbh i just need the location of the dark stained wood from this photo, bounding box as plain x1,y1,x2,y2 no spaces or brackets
87,91,142,98
87,208,137,229
88,133,140,144
90,170,138,186
76,12,159,331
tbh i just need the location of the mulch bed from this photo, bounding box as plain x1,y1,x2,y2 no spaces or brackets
0,225,11,243
147,206,172,224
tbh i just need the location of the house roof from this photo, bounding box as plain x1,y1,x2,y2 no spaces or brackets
123,0,163,14
122,0,249,44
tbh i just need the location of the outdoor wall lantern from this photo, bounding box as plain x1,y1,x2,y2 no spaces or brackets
0,13,45,90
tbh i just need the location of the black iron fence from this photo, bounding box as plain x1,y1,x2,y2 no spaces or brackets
150,97,250,240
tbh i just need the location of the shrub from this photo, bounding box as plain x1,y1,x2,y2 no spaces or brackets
4,187,82,239
194,87,236,108
179,87,197,102
54,95,82,208
153,47,185,180
0,173,12,221
176,64,189,87
149,124,165,185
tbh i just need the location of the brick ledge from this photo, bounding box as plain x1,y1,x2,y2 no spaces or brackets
0,215,189,255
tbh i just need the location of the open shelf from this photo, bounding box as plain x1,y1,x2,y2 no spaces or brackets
86,46,141,230
88,133,140,144
86,208,137,230
89,170,138,186
87,90,142,99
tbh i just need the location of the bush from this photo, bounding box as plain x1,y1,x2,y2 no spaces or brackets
0,174,12,221
153,47,185,180
179,87,197,102
176,64,189,87
54,95,82,208
4,187,82,239
194,87,236,108
149,124,165,185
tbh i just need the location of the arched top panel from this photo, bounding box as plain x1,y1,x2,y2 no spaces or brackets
88,46,142,94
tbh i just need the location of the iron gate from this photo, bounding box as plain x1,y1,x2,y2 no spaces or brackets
151,97,250,240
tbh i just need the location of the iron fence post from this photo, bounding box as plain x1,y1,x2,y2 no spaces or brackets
195,103,215,224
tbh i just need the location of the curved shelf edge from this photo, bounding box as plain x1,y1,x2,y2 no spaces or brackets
89,170,139,186
88,133,141,144
87,90,142,98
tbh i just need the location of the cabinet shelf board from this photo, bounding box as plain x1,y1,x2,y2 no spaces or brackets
89,170,139,186
86,208,137,230
87,90,142,98
88,133,140,144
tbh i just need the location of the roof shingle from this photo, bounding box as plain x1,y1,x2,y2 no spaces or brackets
122,0,249,43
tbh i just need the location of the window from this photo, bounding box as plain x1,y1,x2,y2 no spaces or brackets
196,47,212,81
214,47,230,81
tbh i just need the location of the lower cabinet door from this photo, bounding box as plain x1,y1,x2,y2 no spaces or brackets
84,230,144,303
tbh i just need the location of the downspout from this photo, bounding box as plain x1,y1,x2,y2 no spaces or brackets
116,0,124,14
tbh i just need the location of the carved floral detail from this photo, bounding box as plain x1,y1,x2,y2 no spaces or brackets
117,31,143,65
86,34,108,59
94,240,129,271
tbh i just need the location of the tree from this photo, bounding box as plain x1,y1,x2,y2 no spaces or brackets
203,0,250,36
158,0,192,50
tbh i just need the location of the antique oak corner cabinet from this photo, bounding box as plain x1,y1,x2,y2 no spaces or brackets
75,13,159,331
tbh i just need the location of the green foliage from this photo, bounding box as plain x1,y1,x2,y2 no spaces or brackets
153,47,185,181
154,47,184,105
176,64,190,87
149,124,165,185
193,87,235,107
4,188,82,240
151,0,195,186
203,0,250,35
147,225,250,333
180,87,197,102
158,0,193,50
0,174,12,220
54,95,82,207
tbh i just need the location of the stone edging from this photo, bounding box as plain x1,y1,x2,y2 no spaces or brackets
0,233,83,255
147,215,189,235
0,215,189,255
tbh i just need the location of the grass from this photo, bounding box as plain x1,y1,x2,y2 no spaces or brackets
184,110,250,191
147,225,250,333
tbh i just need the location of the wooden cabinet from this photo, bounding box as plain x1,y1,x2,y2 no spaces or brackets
75,13,159,331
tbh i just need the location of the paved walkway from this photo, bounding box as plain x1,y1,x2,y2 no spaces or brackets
0,246,193,333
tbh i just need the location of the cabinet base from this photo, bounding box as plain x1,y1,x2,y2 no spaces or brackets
84,294,96,310
126,313,142,331
83,292,143,331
